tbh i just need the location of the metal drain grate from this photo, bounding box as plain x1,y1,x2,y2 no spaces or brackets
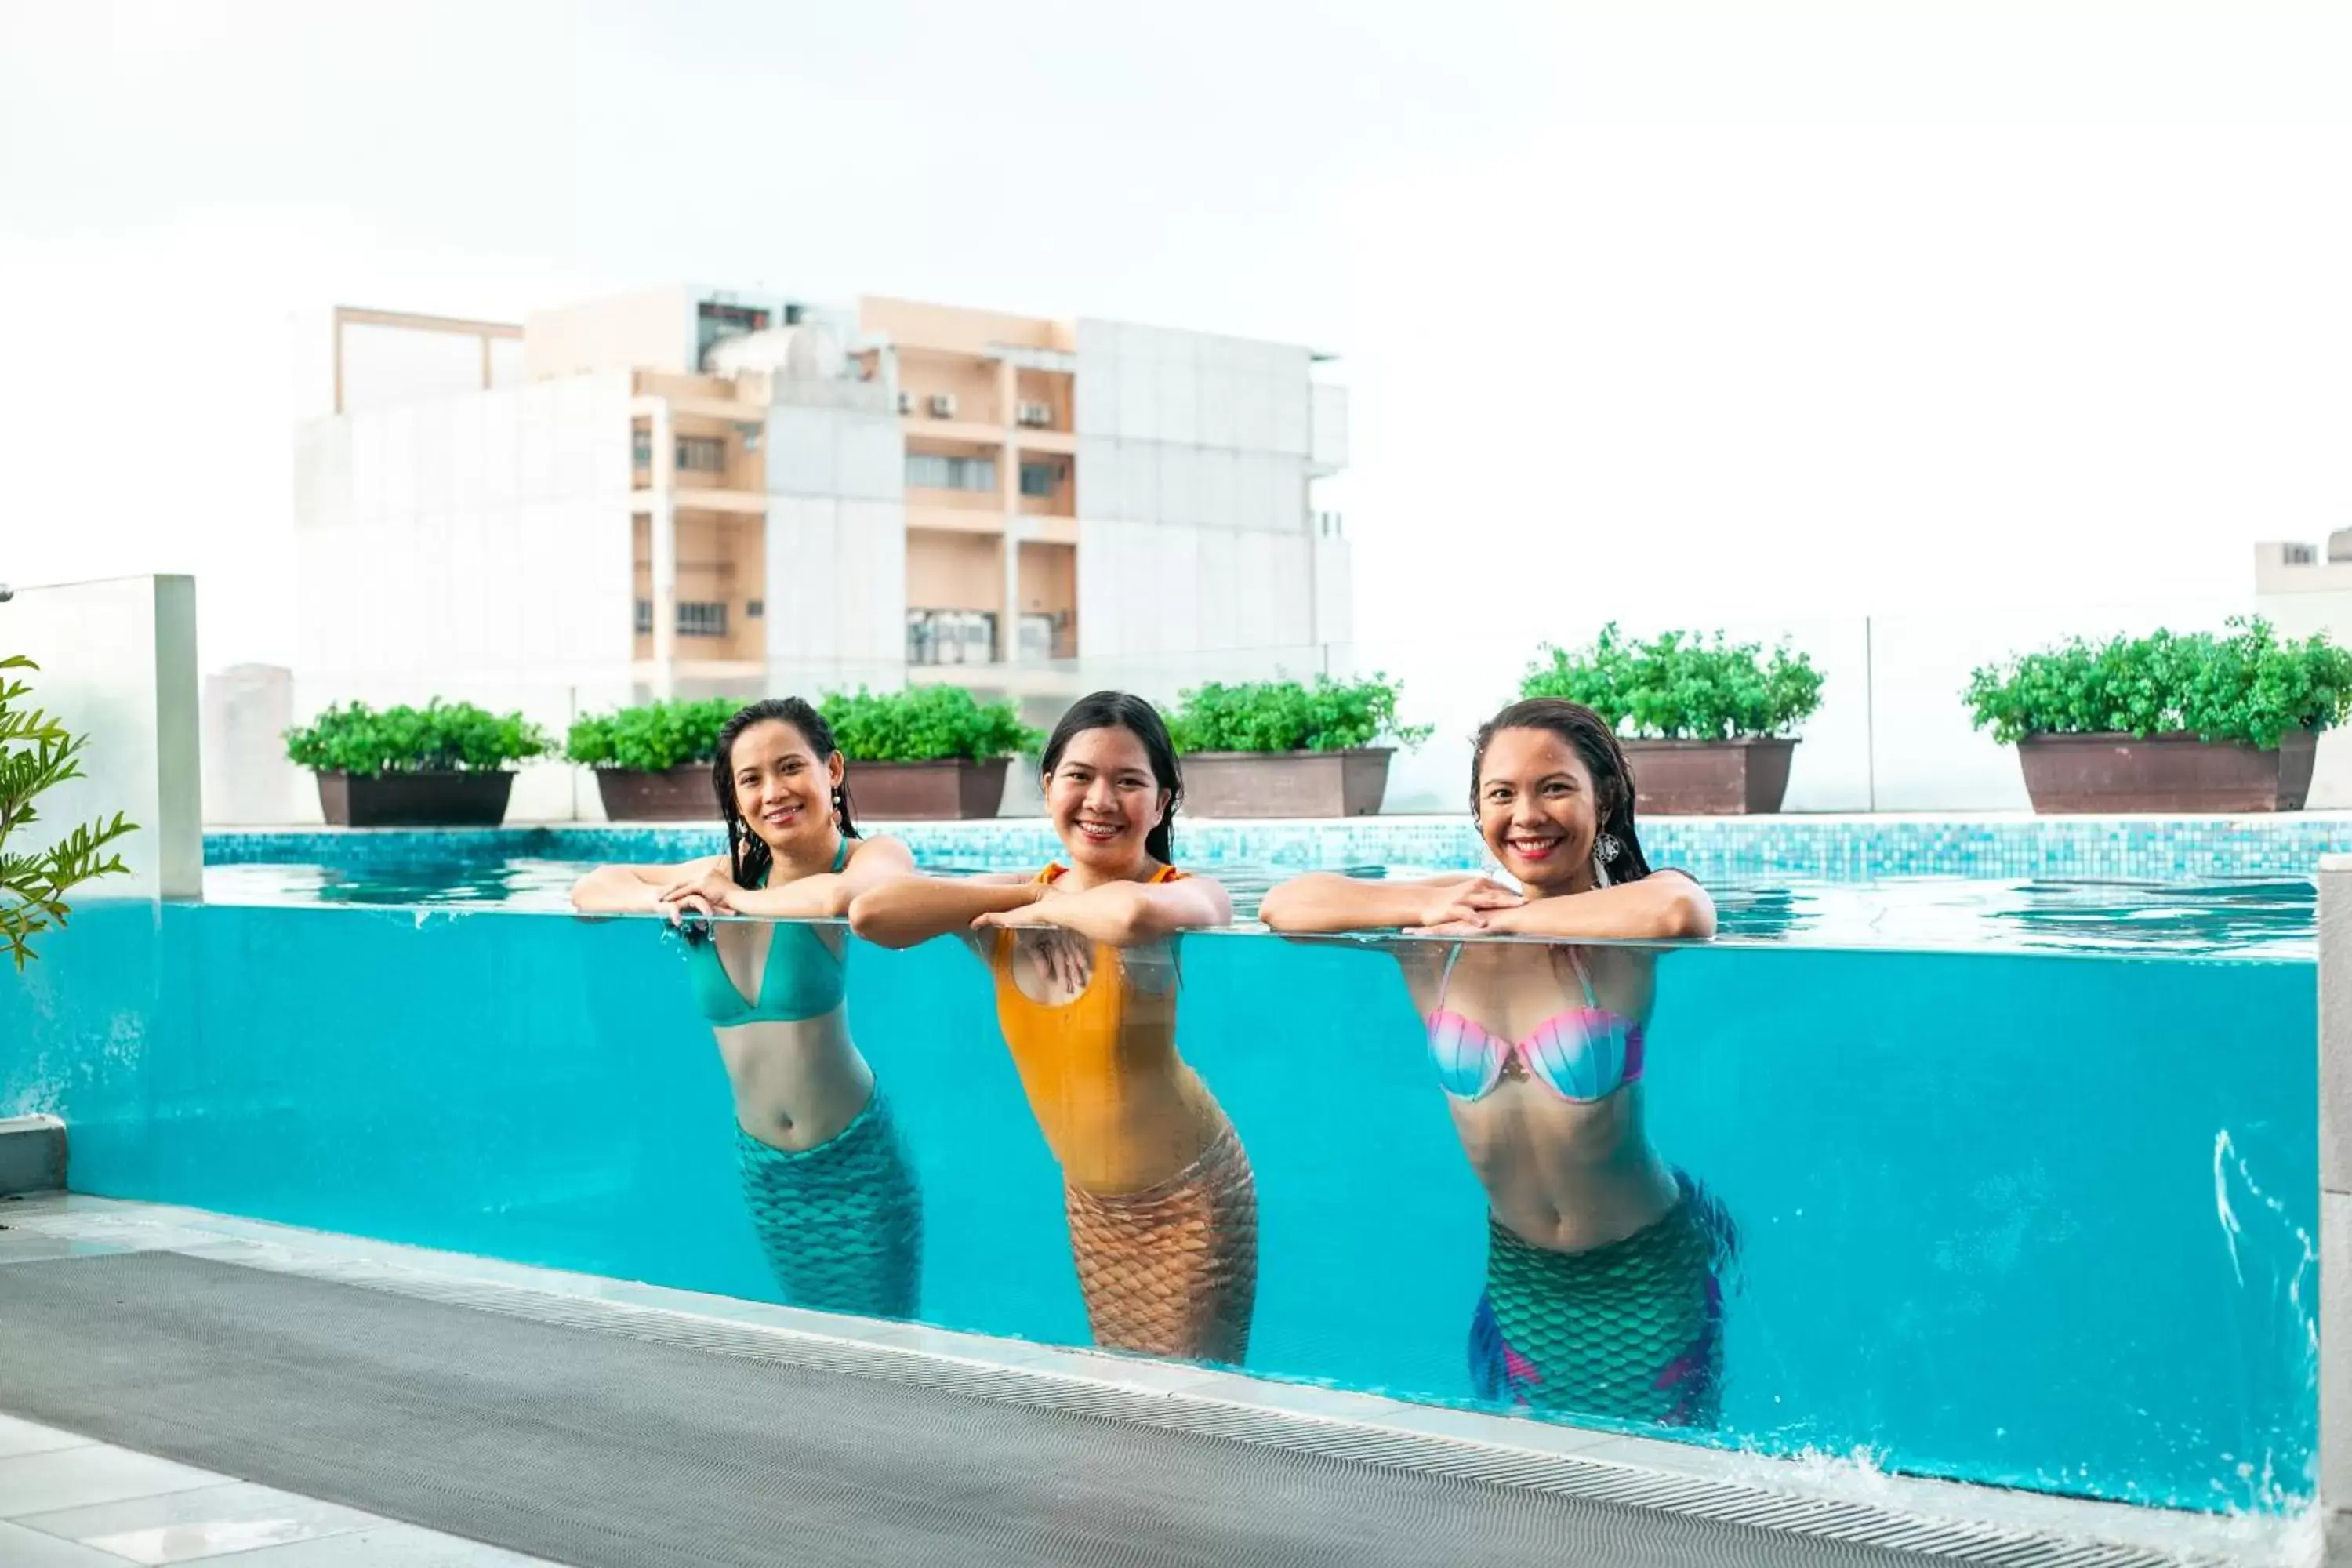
191,1242,2231,1568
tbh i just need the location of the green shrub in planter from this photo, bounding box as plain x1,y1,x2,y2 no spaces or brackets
1964,616,2352,746
1520,622,1824,740
284,699,554,775
566,697,739,771
1167,674,1432,754
2,655,137,967
818,685,1040,763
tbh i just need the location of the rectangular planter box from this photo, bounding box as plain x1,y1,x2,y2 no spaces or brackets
1180,749,1393,818
314,770,516,828
2016,731,2317,814
1620,738,1796,815
593,764,712,822
850,757,1011,820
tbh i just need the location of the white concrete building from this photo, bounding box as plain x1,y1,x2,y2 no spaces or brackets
286,289,1352,702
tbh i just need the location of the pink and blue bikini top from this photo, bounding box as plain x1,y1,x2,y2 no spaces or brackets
1426,946,1645,1104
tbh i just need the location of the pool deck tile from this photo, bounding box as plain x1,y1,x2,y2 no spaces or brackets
0,1192,2300,1568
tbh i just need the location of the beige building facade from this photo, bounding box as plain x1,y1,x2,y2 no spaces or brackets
290,287,1350,697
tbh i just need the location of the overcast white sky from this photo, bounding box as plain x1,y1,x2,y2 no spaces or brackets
2,0,2347,670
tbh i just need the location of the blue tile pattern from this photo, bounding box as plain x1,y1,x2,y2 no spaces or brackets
204,813,2352,884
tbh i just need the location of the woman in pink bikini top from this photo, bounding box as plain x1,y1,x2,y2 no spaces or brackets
1261,698,1737,1430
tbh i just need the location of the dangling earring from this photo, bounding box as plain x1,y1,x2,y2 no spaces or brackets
1593,833,1624,884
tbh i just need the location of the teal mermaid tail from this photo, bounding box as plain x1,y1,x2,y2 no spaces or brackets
735,1090,923,1319
1469,1172,1736,1428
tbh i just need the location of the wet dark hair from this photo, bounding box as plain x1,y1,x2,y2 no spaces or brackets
1040,691,1181,866
1469,698,1654,881
713,697,858,889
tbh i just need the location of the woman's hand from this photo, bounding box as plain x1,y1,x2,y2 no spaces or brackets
655,867,737,923
970,893,1063,933
971,900,1097,993
1402,877,1523,935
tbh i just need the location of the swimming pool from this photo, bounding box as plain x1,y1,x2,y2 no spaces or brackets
2,893,2318,1519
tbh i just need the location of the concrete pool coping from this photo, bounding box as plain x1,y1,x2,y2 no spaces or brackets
0,1192,2297,1568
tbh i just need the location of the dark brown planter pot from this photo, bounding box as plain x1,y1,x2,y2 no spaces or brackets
1180,749,1394,818
593,764,713,822
849,757,1011,820
2015,731,2317,814
1620,738,1797,815
314,770,516,827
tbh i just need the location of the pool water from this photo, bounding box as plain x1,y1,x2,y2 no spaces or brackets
198,858,2321,958
3,897,2319,1517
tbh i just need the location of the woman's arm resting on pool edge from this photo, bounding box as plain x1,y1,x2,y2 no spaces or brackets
719,836,917,920
847,873,1044,949
1258,872,1520,935
568,856,724,913
1432,872,1716,942
973,875,1232,946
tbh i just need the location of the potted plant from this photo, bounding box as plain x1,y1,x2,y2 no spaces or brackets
567,696,738,821
1167,674,1432,818
1964,616,2352,813
285,699,553,827
819,685,1040,820
1520,623,1824,815
2,655,137,967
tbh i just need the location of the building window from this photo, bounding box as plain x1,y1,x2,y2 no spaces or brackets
906,608,997,666
746,599,764,619
697,300,771,365
631,427,652,469
637,600,732,637
1018,461,1058,499
906,453,998,493
676,436,726,474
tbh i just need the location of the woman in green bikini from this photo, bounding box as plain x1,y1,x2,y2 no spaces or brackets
571,697,923,1319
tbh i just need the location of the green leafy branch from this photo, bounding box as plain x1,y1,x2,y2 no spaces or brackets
1520,623,1825,740
1167,674,1433,754
1,655,139,968
1964,615,2352,747
819,686,1040,763
566,697,739,772
284,699,553,777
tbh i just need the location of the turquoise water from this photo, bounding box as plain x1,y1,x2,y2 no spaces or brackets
198,858,2318,958
1,898,2318,1515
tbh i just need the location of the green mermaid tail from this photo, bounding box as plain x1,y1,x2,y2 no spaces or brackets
735,1090,923,1319
1469,1173,1736,1428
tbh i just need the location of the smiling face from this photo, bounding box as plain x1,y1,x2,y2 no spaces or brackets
728,718,842,857
1475,725,1605,895
1044,724,1169,878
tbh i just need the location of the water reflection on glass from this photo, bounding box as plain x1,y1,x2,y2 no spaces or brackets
851,691,1257,1363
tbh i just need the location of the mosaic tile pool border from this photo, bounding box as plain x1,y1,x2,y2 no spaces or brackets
205,813,2352,884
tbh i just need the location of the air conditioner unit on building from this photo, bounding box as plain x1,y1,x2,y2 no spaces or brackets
895,390,915,416
1016,401,1053,428
927,393,958,419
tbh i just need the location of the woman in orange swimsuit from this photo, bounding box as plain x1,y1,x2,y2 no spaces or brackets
850,691,1254,1364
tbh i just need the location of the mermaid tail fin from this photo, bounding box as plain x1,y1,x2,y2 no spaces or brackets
1063,1118,1258,1365
736,1090,923,1320
1471,1173,1730,1428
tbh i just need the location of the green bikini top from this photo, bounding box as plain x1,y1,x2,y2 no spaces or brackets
685,838,850,1025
